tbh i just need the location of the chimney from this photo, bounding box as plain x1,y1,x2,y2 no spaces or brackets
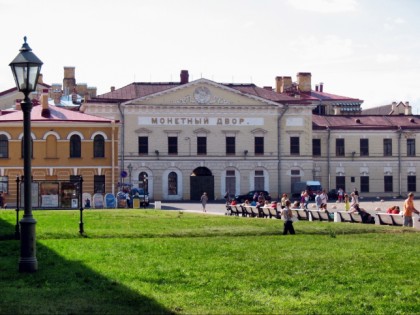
297,72,312,92
111,86,115,92
38,73,44,84
275,76,283,93
391,101,397,112
315,85,319,92
405,101,412,115
281,76,292,93
63,66,76,95
41,90,50,117
180,70,189,84
319,82,324,93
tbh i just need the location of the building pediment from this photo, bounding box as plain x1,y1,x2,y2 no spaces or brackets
123,79,280,107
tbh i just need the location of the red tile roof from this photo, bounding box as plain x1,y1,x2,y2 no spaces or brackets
0,104,115,123
93,81,304,104
313,115,420,130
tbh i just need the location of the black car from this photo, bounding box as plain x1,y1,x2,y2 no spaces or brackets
235,190,270,203
328,189,338,200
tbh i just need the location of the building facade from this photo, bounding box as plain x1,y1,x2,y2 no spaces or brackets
0,92,119,207
82,70,420,201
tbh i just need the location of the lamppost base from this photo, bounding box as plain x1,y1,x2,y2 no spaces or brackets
18,216,37,272
18,257,38,273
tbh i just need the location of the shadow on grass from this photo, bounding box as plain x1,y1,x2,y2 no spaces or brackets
0,218,175,315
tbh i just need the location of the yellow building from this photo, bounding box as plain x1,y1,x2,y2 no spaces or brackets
0,93,119,207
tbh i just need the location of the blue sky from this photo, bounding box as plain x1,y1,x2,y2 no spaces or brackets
1,0,419,111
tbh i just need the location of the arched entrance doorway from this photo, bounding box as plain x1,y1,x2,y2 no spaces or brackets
190,167,214,201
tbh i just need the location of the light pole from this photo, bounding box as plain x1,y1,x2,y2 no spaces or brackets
127,163,133,186
143,174,148,208
9,37,43,272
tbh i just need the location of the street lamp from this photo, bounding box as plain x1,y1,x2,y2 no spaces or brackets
9,36,43,272
127,163,133,185
143,174,148,208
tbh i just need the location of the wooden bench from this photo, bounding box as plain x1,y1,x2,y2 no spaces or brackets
291,209,309,220
243,206,257,217
348,213,363,223
261,207,271,218
308,210,321,221
376,213,404,226
335,211,353,223
268,207,280,219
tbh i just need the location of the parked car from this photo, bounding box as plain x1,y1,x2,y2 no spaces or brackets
328,189,338,200
235,190,271,203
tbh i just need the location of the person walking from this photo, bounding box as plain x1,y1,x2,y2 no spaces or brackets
201,192,208,212
403,192,420,227
281,200,295,235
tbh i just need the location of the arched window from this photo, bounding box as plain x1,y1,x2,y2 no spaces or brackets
0,135,8,158
46,134,57,158
70,134,81,158
168,172,177,195
93,134,105,158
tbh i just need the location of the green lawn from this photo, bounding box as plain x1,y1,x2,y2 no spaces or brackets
0,209,419,314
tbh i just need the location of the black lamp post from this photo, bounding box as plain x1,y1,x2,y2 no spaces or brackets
127,163,133,185
143,174,148,208
9,36,43,273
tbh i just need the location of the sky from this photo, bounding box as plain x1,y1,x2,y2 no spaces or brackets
1,0,420,112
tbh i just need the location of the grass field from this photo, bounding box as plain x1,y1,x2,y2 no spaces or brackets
0,209,419,314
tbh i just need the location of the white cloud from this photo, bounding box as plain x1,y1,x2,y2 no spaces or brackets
287,0,358,13
290,35,354,62
376,54,400,63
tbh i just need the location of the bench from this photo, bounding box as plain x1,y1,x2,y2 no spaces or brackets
261,207,271,218
308,210,321,221
308,210,333,222
335,211,353,223
268,207,280,219
243,206,258,217
291,209,309,220
376,213,404,226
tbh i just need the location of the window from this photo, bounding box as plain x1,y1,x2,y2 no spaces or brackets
360,139,369,156
168,137,178,155
197,137,207,155
70,175,81,183
361,176,369,193
138,136,148,155
290,137,300,155
312,139,321,156
0,176,8,193
254,170,264,191
168,172,177,195
408,176,416,192
255,137,264,155
290,170,301,192
336,176,345,192
94,175,105,193
226,137,235,155
336,139,345,156
384,176,393,192
383,139,392,156
46,134,57,158
0,135,9,158
70,134,81,158
21,138,34,158
407,139,416,157
93,134,105,158
226,170,236,195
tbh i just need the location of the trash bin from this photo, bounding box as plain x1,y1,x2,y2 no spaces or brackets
133,198,140,209
155,201,161,209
